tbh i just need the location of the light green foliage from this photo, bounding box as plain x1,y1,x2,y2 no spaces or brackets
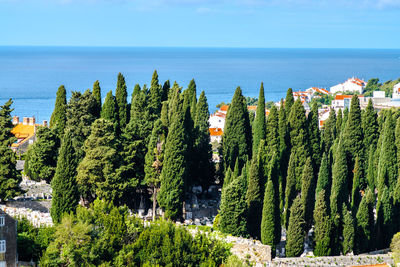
285,195,305,257
261,179,278,252
391,232,400,265
24,127,59,183
50,85,67,138
313,190,332,256
342,204,355,255
284,151,298,229
101,90,119,133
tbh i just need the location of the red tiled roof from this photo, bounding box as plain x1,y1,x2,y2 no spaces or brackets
220,105,229,112
209,128,223,136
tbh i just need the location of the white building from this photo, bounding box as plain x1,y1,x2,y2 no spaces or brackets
209,114,225,129
373,90,385,98
305,87,330,97
330,77,366,94
393,83,400,99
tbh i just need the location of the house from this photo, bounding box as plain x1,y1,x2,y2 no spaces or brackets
209,113,225,129
0,209,17,267
305,87,330,98
209,128,223,143
330,77,366,94
293,91,310,103
331,95,355,111
10,117,46,153
317,108,331,129
393,83,400,99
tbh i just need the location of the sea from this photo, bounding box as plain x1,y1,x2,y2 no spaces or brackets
1,46,400,122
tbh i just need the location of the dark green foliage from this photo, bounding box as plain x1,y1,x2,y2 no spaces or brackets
101,90,119,132
219,176,248,237
193,91,215,188
342,204,355,255
246,157,263,239
285,88,294,119
377,111,397,192
278,103,290,213
24,127,59,183
115,73,129,128
158,95,187,220
92,80,102,118
376,186,394,249
0,99,22,201
336,108,343,137
330,142,348,220
252,83,266,156
222,86,252,172
50,130,79,224
301,157,315,231
284,151,298,229
322,109,336,154
396,117,400,181
351,157,362,212
362,99,378,149
367,145,377,190
343,95,363,162
161,80,170,102
76,119,123,205
308,102,321,167
285,195,305,257
50,85,67,137
355,189,374,254
313,190,332,256
265,105,280,161
315,153,330,202
148,70,162,118
261,179,277,251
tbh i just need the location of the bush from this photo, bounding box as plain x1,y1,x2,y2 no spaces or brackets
391,232,400,264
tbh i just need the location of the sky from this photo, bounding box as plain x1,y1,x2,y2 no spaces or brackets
0,0,399,48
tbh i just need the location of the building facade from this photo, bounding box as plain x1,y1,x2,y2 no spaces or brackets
0,210,17,267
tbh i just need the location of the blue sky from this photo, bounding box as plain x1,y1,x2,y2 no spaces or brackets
1,0,399,48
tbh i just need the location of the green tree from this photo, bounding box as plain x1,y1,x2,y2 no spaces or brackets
315,153,330,203
355,188,374,254
301,157,315,231
313,190,332,256
336,108,343,137
351,156,362,212
342,95,363,162
222,87,252,172
330,141,348,221
148,70,162,118
50,85,67,137
285,88,294,119
0,99,22,201
322,109,336,154
101,90,119,133
252,82,266,156
342,204,355,255
24,127,59,183
161,80,170,102
278,103,290,212
284,151,298,229
366,145,377,190
50,130,79,224
308,102,321,167
158,95,187,220
261,179,278,253
376,186,394,249
92,80,102,118
362,99,378,149
115,73,129,128
285,195,305,257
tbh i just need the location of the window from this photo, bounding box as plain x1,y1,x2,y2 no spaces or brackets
0,240,5,253
0,216,4,227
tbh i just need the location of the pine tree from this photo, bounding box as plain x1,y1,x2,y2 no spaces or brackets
222,87,252,172
0,99,22,201
362,99,378,150
351,156,362,212
315,153,330,203
50,85,67,138
377,111,397,192
376,186,394,249
285,195,305,257
322,109,336,154
246,157,263,239
158,95,187,220
101,90,119,133
115,73,129,128
308,102,321,168
253,82,266,156
76,119,122,205
285,88,294,119
301,157,315,231
50,130,79,223
355,189,374,254
342,204,355,255
313,190,332,256
330,141,348,221
193,91,214,189
149,70,162,118
92,80,102,118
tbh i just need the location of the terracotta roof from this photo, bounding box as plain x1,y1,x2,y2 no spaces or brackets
11,123,38,148
247,106,257,111
209,128,223,136
334,95,354,100
220,105,229,112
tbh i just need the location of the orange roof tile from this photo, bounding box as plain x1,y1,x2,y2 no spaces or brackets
209,128,223,136
247,106,257,111
334,95,354,100
11,123,38,148
220,105,229,112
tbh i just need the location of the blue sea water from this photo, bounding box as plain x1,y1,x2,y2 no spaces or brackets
0,46,400,122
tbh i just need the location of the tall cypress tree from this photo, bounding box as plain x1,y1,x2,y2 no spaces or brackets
149,70,162,118
330,141,348,221
92,80,102,118
158,95,187,220
50,130,79,224
351,156,362,212
265,106,279,160
261,179,278,254
315,153,330,203
342,204,355,255
285,195,305,257
285,88,294,119
362,99,378,150
322,109,336,154
115,73,128,128
101,90,119,133
253,82,266,156
355,188,374,254
50,85,67,138
161,80,171,102
342,107,349,133
395,117,400,180
187,79,197,121
366,145,376,190
313,190,332,256
301,157,315,231
376,186,394,249
246,156,263,239
336,108,343,138
308,102,321,168
284,151,298,229
222,87,252,172
278,103,290,212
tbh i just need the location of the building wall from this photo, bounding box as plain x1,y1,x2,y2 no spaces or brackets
0,211,17,267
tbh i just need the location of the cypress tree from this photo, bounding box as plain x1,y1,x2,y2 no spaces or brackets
101,90,119,133
342,204,355,255
362,99,378,150
308,102,321,168
149,70,162,118
377,111,397,192
182,89,195,190
92,80,102,118
265,106,279,159
313,190,332,256
301,157,315,231
322,109,336,154
376,186,394,249
315,153,330,203
158,95,187,220
187,79,197,121
0,99,22,201
246,156,263,239
252,82,266,156
351,156,362,212
355,188,374,254
285,195,305,257
330,141,348,221
395,117,400,179
222,87,252,172
50,130,79,224
115,73,129,128
284,151,298,229
285,88,294,119
161,80,170,102
278,103,290,212
366,145,376,190
336,108,343,137
50,85,67,137
342,107,349,132
161,101,169,129
193,91,215,189
261,179,278,253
